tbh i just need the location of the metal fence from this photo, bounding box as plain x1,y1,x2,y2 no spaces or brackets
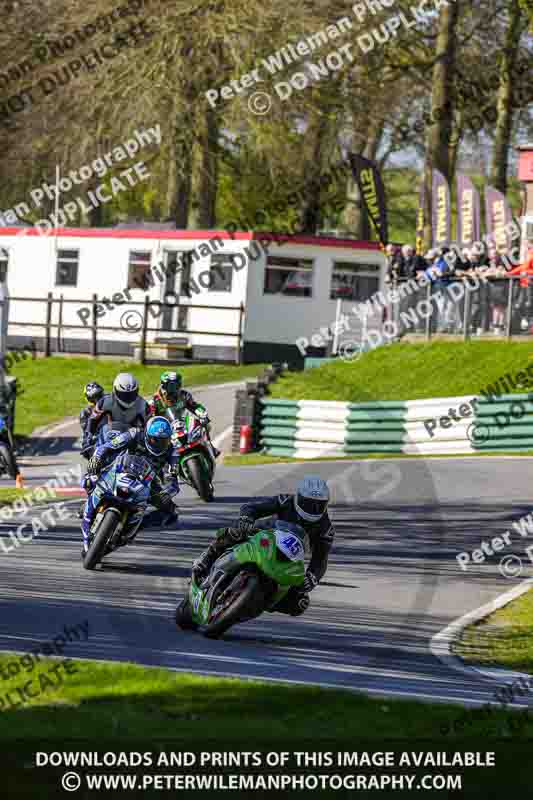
4,295,246,364
386,275,532,341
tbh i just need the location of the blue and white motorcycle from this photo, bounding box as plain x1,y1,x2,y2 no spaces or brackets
82,452,156,571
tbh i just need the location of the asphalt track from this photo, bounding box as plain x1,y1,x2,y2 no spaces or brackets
1,380,533,717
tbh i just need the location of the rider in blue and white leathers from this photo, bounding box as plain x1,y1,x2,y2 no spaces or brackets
80,417,179,552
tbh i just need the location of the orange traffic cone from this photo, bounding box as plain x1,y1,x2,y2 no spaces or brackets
15,473,24,489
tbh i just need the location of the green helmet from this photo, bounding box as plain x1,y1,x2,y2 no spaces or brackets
159,371,182,404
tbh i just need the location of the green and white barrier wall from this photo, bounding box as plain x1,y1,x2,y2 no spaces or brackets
473,393,533,451
259,394,533,458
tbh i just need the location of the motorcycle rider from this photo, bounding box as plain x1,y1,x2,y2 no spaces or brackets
192,475,334,615
79,382,105,450
149,371,220,458
0,388,23,488
81,416,179,555
88,372,149,438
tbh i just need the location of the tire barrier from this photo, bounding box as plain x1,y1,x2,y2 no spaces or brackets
473,393,533,451
259,397,480,458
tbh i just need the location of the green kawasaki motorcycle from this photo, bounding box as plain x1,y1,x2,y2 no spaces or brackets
166,407,215,502
175,520,306,638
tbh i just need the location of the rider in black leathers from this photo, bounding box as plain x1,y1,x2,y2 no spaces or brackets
193,476,334,616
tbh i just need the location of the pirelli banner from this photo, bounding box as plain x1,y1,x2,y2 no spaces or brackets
431,169,451,249
349,153,388,246
415,183,425,255
484,185,515,253
456,173,481,248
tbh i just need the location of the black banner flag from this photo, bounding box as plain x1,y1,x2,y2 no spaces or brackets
348,153,388,246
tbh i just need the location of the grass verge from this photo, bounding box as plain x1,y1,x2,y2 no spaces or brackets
0,488,35,507
9,358,266,437
0,654,531,741
223,451,533,467
455,589,533,674
271,341,533,402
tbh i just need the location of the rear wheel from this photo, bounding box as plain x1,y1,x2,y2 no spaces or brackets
204,569,268,639
175,596,198,631
186,456,213,502
83,509,120,571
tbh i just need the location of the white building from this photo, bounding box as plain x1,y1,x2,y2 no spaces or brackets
0,225,386,365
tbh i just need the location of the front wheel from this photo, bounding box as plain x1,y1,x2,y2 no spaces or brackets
0,442,17,479
186,456,213,502
83,508,120,571
204,569,268,639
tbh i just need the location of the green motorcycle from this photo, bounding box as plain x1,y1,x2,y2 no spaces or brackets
165,407,215,502
175,520,306,639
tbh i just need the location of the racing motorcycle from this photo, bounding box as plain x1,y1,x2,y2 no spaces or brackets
175,520,306,638
82,452,156,571
166,408,215,502
0,415,17,479
79,421,131,461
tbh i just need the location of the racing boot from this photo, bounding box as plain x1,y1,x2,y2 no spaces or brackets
191,527,243,584
192,540,225,585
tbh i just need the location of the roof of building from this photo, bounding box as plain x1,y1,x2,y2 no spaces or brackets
0,226,382,251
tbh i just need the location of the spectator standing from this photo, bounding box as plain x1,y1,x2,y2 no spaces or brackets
485,247,508,334
508,247,533,333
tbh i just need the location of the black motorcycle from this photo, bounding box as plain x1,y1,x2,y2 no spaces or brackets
0,415,17,479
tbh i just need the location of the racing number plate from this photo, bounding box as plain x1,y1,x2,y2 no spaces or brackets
275,532,304,561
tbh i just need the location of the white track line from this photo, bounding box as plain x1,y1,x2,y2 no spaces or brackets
430,578,533,683
212,424,233,450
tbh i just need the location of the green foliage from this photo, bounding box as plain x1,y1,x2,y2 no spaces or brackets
9,358,266,437
269,342,533,402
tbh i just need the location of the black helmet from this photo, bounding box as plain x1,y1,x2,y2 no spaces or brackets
84,382,104,405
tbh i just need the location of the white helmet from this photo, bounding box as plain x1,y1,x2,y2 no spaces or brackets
113,372,139,409
294,475,330,522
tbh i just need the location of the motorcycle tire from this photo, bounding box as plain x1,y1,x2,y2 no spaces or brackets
83,508,120,571
0,442,17,480
186,456,213,502
175,596,198,631
204,568,267,639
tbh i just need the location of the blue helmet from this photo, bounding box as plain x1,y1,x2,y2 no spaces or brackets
145,416,172,457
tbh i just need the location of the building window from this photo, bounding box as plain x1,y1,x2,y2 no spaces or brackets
330,262,380,301
264,256,314,297
55,249,79,286
208,253,235,292
127,251,152,290
0,248,8,283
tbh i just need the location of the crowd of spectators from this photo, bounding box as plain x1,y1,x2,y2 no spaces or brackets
384,241,533,336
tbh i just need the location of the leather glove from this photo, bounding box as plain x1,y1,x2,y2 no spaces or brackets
87,454,102,474
237,515,255,534
301,571,319,593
